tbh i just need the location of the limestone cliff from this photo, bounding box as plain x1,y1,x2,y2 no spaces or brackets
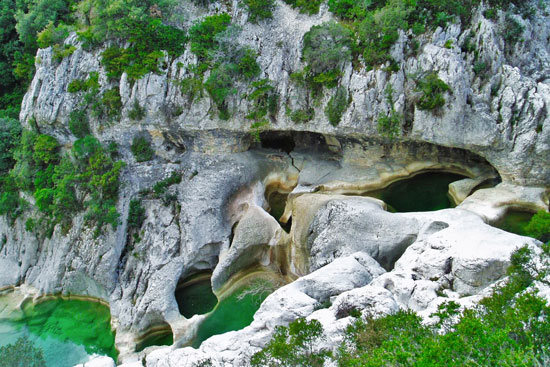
1,0,550,365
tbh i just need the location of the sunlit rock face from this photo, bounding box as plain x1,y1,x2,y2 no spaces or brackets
1,0,550,366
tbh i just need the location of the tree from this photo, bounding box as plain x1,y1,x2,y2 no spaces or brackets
525,211,550,243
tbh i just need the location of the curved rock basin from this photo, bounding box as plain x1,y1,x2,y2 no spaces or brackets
365,172,467,212
0,297,117,367
176,276,218,319
192,280,273,348
494,210,534,236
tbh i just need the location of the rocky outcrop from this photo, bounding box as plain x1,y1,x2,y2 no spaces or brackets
1,0,550,365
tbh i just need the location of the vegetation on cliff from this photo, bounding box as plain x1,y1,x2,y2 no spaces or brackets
251,242,550,367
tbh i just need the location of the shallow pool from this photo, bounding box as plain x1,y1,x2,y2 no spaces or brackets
192,281,272,348
365,172,466,212
0,297,117,367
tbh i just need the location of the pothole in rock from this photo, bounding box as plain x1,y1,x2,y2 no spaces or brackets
176,273,218,319
135,321,173,352
493,209,534,236
191,279,275,348
363,171,468,212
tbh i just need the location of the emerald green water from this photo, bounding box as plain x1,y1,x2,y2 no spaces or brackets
366,172,466,212
176,278,218,318
0,297,117,367
192,281,272,348
135,328,173,352
495,211,534,236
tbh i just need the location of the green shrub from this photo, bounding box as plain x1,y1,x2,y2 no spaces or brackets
290,108,314,123
415,72,451,111
0,117,22,175
68,109,90,138
153,172,182,196
131,136,154,162
502,14,524,49
525,211,550,243
246,79,278,122
302,22,354,85
128,198,146,230
33,134,60,167
237,48,261,79
251,318,329,366
128,100,146,120
282,0,323,15
204,64,237,117
243,0,276,23
377,85,401,140
325,87,349,126
36,21,71,49
101,88,122,119
180,77,204,103
189,13,232,60
52,44,76,62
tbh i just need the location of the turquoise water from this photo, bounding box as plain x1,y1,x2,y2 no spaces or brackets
192,281,272,348
0,297,117,367
365,172,466,212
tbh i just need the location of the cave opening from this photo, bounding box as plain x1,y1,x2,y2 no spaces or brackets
363,171,469,212
135,322,173,352
175,273,218,319
259,131,295,153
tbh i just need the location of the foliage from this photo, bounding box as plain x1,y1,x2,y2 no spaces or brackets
68,109,90,138
33,134,60,166
99,88,123,119
301,22,354,89
415,71,451,111
377,84,401,139
246,79,278,122
189,13,232,61
251,318,330,367
290,108,314,123
502,14,524,49
525,211,550,243
128,198,146,230
325,87,350,126
152,171,182,196
253,244,550,367
243,0,276,23
0,117,22,174
131,136,154,162
282,0,323,15
128,100,146,121
0,336,46,367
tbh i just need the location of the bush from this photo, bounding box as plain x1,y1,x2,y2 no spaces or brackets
377,85,401,139
128,100,146,120
188,13,232,60
525,211,550,243
0,117,22,174
325,87,350,126
282,0,323,15
243,0,276,23
152,171,182,196
502,14,524,49
128,198,146,230
204,64,237,117
302,21,354,79
415,72,450,111
246,79,278,122
33,134,60,167
101,88,122,119
68,109,90,138
290,108,314,123
131,136,154,162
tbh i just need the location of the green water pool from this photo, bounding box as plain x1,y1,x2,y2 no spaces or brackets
366,172,466,212
192,281,271,348
176,278,218,319
494,210,534,236
0,297,117,367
